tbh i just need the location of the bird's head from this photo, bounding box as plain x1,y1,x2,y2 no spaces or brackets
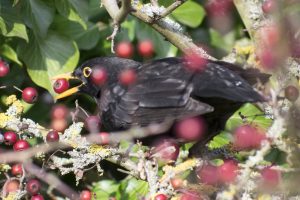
52,57,141,100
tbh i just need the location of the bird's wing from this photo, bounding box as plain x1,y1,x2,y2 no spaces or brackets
101,59,213,129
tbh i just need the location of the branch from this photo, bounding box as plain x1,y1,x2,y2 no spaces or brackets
152,0,186,21
24,162,80,200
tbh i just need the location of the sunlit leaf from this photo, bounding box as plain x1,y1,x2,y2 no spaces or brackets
0,44,22,66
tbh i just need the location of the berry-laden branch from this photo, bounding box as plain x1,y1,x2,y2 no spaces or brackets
101,0,215,60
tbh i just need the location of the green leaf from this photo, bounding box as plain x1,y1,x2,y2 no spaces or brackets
119,178,148,200
0,44,22,66
209,28,236,52
17,31,79,95
135,21,175,58
68,0,89,21
21,0,54,37
54,0,87,30
0,0,28,41
172,0,206,28
52,15,100,50
225,103,273,131
92,180,119,199
208,131,232,149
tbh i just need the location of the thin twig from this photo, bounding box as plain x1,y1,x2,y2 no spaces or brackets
152,0,186,22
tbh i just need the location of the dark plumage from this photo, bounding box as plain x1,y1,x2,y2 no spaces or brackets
71,57,267,133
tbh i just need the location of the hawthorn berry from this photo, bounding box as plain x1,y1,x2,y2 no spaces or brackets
175,117,205,141
80,190,92,200
22,87,38,104
26,179,41,195
154,194,168,200
53,78,69,94
51,118,67,132
217,160,238,183
46,130,59,142
51,104,68,119
11,164,23,177
116,41,134,58
152,139,180,162
85,115,100,132
180,191,202,200
119,69,137,86
171,177,183,189
197,164,219,185
91,66,107,85
31,194,45,200
262,0,277,14
138,40,154,57
99,132,109,145
5,180,20,193
233,125,265,150
261,167,281,187
0,60,9,77
184,52,207,72
4,131,18,145
13,140,30,151
285,85,299,102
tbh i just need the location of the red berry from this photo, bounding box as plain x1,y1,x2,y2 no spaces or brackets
116,42,134,58
85,116,100,133
180,191,202,200
22,87,38,104
205,0,233,17
197,164,219,185
184,52,208,72
4,131,18,145
53,78,70,94
51,105,68,119
5,180,19,193
91,66,107,85
0,60,10,77
218,160,238,183
138,40,154,57
99,132,109,145
13,140,30,151
51,119,67,132
11,164,23,177
31,194,44,200
233,125,265,150
154,194,168,200
152,139,180,162
80,190,92,200
171,177,183,189
46,130,59,142
262,0,277,14
26,179,41,195
285,85,299,102
261,167,281,187
119,69,137,86
175,117,205,141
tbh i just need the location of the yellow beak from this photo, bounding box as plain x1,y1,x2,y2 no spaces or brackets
52,73,82,100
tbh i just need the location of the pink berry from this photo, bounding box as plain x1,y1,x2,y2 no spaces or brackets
261,167,281,186
119,69,137,86
46,130,59,142
99,132,109,145
218,160,238,183
233,125,265,150
31,194,44,200
154,194,168,200
4,131,18,145
11,164,23,177
53,78,69,94
26,179,41,195
85,115,100,133
184,52,208,72
180,191,202,200
0,60,10,77
152,139,180,162
80,190,92,200
175,117,205,141
116,42,134,58
5,180,20,193
51,105,68,119
51,119,67,132
22,87,38,104
262,0,277,14
13,140,30,151
138,40,154,57
197,164,219,185
91,66,107,85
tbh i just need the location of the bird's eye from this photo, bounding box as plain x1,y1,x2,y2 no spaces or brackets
83,67,92,77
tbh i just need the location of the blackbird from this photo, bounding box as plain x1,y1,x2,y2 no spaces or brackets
53,57,267,144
